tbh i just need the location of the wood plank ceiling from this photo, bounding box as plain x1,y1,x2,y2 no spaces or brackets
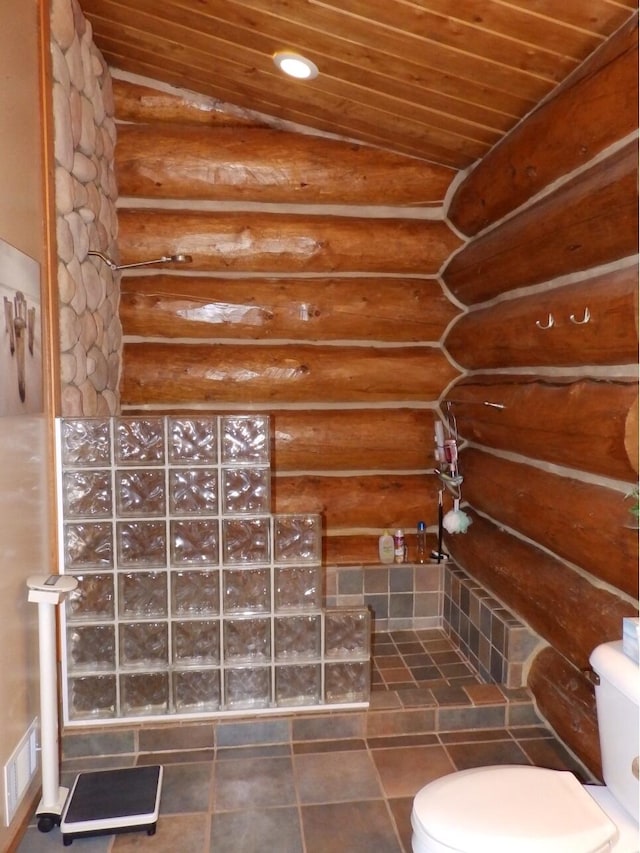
80,0,638,169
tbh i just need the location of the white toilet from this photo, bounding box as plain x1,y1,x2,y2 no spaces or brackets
411,641,639,852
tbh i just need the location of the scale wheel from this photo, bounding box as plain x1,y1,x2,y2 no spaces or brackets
37,814,58,833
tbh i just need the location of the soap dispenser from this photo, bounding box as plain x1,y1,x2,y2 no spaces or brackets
378,530,394,564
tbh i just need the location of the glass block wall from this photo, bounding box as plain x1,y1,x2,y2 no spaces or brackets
57,415,370,725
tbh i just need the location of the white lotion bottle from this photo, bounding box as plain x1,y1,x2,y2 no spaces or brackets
378,530,394,564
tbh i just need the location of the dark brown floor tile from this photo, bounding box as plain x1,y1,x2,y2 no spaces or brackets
294,750,382,803
293,738,366,755
446,738,531,771
395,642,424,654
439,728,510,744
216,743,291,760
428,650,464,665
376,653,406,669
212,756,296,811
139,724,214,753
367,733,439,750
372,744,455,798
464,683,505,705
210,807,303,853
388,797,414,853
301,801,403,853
381,667,413,683
410,666,441,681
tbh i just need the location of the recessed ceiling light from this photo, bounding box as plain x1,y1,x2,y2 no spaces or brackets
273,51,319,80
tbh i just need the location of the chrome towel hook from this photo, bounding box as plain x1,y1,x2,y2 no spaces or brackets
535,313,554,330
570,307,591,325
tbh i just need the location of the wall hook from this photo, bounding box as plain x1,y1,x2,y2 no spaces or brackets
569,307,591,325
535,313,554,330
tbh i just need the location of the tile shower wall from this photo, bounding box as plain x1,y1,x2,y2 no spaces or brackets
444,564,543,688
58,415,370,724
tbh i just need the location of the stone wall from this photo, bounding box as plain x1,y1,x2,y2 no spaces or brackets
51,0,121,415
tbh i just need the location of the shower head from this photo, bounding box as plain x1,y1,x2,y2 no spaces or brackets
87,250,193,271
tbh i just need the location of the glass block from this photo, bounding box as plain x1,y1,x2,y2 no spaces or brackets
116,520,166,567
224,667,270,710
118,572,168,618
64,522,113,570
324,609,371,658
171,570,219,616
60,418,111,468
275,565,321,612
67,625,116,671
222,467,270,515
169,417,217,463
274,615,321,660
324,661,370,703
66,573,115,622
115,469,166,517
172,620,220,665
174,669,221,712
62,470,112,518
275,664,321,707
169,469,218,515
114,417,165,466
223,568,270,613
223,618,270,662
119,622,168,668
68,675,117,720
170,520,219,567
222,517,270,565
274,514,321,563
120,672,169,715
221,415,269,464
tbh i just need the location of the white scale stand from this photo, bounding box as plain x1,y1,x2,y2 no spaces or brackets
27,574,163,846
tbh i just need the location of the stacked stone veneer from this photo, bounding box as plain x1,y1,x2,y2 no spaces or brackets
51,0,121,416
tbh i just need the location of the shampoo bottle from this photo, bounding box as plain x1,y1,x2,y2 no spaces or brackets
378,530,394,564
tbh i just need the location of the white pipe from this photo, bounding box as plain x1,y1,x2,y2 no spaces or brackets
37,600,61,810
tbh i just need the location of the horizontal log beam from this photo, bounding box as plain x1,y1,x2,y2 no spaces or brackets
445,376,638,481
444,263,638,369
113,78,262,127
116,124,455,205
121,342,460,405
120,276,459,342
443,142,639,304
273,473,438,530
459,448,638,598
444,510,638,671
117,209,462,274
448,15,639,235
271,409,435,471
528,647,601,779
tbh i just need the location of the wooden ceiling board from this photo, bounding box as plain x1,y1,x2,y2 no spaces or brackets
80,0,639,167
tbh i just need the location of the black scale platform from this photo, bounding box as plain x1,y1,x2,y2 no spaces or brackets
59,765,163,846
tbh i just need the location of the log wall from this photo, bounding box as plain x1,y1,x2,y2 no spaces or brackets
442,18,639,776
114,76,462,564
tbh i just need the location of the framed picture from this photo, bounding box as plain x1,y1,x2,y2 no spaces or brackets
0,238,42,415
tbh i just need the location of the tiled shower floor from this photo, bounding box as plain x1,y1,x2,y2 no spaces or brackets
371,628,481,691
17,630,590,853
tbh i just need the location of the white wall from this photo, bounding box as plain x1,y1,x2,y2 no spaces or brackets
0,1,51,848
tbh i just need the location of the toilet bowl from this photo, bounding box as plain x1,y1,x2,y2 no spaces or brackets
411,641,640,852
411,764,637,852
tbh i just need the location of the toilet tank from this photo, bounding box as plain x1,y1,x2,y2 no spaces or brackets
589,640,639,822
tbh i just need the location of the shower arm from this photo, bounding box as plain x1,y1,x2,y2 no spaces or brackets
87,250,193,271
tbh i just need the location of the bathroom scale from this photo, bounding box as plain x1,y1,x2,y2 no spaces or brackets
59,764,163,846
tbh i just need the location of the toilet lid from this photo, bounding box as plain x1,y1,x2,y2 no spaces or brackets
412,766,616,853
